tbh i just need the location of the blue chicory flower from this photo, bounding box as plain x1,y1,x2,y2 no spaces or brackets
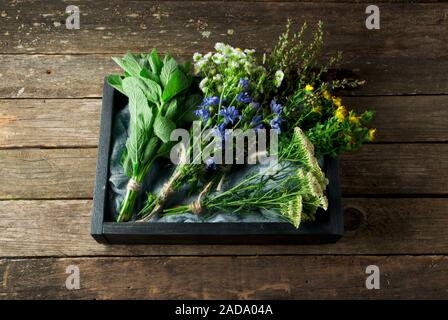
200,96,220,107
212,123,231,142
270,99,282,115
193,107,210,123
219,106,240,124
238,78,249,91
250,115,262,127
236,92,252,104
270,116,283,134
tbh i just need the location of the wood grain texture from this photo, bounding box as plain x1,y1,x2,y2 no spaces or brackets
0,198,447,257
0,1,446,56
0,144,446,200
345,96,448,142
1,255,447,299
1,96,447,148
0,148,96,199
0,99,100,148
0,1,447,96
0,54,447,98
340,144,448,195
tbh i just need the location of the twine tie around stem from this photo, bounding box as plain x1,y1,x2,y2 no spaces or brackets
189,181,213,215
127,178,141,192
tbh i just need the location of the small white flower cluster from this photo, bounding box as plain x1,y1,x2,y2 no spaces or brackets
193,43,266,94
274,70,284,88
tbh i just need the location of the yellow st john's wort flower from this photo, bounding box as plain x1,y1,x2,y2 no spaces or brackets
334,105,346,122
305,84,314,92
368,128,377,141
311,106,322,114
332,96,342,107
349,115,360,124
322,90,331,100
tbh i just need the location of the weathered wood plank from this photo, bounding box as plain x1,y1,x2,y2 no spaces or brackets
340,144,448,195
0,144,446,199
1,1,446,57
0,55,116,98
0,99,100,148
0,54,447,98
345,96,448,143
1,96,447,148
0,148,96,199
0,1,447,96
1,255,447,299
0,198,447,257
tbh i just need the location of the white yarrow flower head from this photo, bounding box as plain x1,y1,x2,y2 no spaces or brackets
193,52,202,62
274,70,284,88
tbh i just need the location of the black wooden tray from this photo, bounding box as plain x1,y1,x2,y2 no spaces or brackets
91,80,344,244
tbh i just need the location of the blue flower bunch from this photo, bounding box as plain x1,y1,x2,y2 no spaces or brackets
193,43,286,145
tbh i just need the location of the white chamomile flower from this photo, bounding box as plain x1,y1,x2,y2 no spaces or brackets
230,60,240,69
274,70,284,88
199,77,209,93
193,52,202,62
214,42,226,52
244,49,255,55
203,52,212,61
213,74,222,81
231,47,245,59
194,59,206,73
212,53,226,64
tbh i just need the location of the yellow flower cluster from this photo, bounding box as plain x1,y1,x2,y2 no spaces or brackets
332,97,342,107
305,84,314,91
334,105,347,122
349,115,360,124
322,90,331,100
368,128,376,141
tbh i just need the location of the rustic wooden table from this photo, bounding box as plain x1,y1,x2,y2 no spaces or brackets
0,0,447,299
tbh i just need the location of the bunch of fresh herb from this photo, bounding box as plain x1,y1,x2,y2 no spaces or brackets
110,20,377,229
163,128,328,228
108,49,201,222
138,43,282,220
266,20,375,157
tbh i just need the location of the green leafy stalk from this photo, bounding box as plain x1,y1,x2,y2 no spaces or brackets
108,49,200,222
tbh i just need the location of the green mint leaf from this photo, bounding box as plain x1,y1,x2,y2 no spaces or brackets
106,74,125,95
140,78,162,103
123,76,161,104
162,69,189,102
112,52,142,77
156,141,175,157
142,137,159,167
160,56,178,87
153,113,176,143
120,147,133,178
165,99,177,120
177,94,202,125
140,69,160,85
148,48,163,75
